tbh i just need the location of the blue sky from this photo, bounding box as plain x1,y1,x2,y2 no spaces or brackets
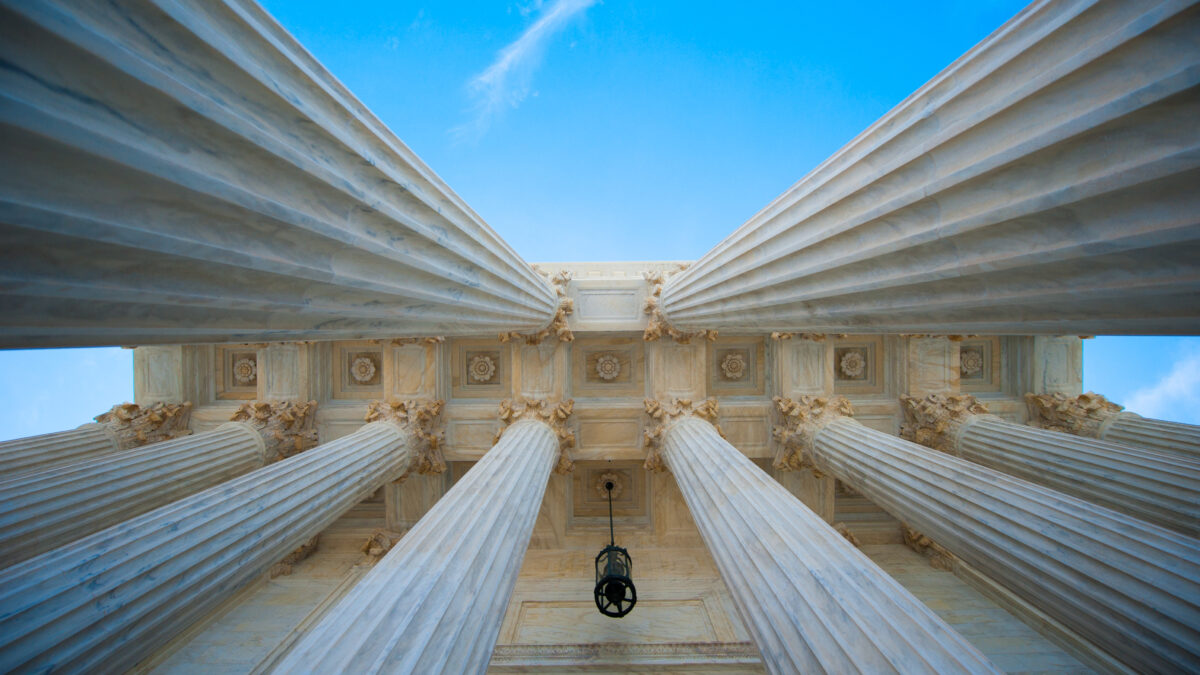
0,1,1196,440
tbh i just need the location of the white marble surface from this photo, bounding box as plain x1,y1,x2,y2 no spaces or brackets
661,417,1000,674
0,422,266,568
0,423,118,476
659,0,1200,335
0,421,414,673
1104,415,1200,461
272,419,557,674
812,417,1200,672
0,0,557,348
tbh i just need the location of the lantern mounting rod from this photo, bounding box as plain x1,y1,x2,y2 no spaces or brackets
606,480,615,546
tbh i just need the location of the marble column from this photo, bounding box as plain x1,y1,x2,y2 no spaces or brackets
644,399,999,674
1027,392,1200,460
0,0,559,348
901,394,1200,537
0,402,318,568
657,0,1200,335
273,399,574,674
0,400,444,674
775,396,1200,673
0,401,192,476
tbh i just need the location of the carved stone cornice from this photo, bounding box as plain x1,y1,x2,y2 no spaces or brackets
365,399,447,475
495,398,576,474
898,394,992,454
770,332,845,341
230,400,320,462
643,397,723,472
899,334,977,341
902,524,956,571
94,401,193,450
642,270,717,343
501,270,574,344
389,336,445,346
771,396,853,472
1025,392,1125,438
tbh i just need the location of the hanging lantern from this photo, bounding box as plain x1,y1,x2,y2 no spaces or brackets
594,480,636,617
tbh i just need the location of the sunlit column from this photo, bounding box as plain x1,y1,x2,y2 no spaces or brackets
1027,392,1200,460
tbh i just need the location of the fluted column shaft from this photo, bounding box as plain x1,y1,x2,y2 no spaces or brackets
1104,414,1200,460
659,417,998,674
0,0,558,347
958,417,1200,537
0,422,269,568
1026,393,1200,460
659,0,1200,335
0,421,417,673
273,420,558,674
0,423,117,476
812,417,1200,672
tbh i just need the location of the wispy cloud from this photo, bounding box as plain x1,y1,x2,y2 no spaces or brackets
1124,347,1200,424
453,0,596,142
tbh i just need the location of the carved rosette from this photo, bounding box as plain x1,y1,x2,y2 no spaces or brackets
495,398,576,474
771,396,854,473
365,399,447,475
230,400,320,462
902,524,956,572
642,270,717,343
1025,392,1124,438
643,397,724,472
501,271,574,344
94,401,194,450
898,394,991,454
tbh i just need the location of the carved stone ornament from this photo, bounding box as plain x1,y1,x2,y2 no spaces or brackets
833,522,861,548
360,528,406,559
94,401,194,450
900,334,977,341
902,524,956,572
770,332,845,341
495,398,576,474
468,354,497,383
391,336,445,346
642,270,717,343
1025,392,1125,438
720,352,747,380
643,397,723,473
350,356,377,383
595,353,621,381
595,470,625,499
270,535,319,577
364,399,447,476
771,395,853,473
230,400,320,462
501,270,574,344
898,394,990,454
838,350,866,378
232,357,257,385
960,348,984,376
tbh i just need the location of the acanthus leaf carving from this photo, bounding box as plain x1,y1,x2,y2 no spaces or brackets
902,524,956,571
501,271,574,344
771,395,853,473
230,400,320,462
898,394,990,454
770,332,845,341
270,535,319,577
642,271,717,344
643,397,723,472
495,398,576,474
1025,392,1125,438
833,522,862,548
94,401,193,450
390,336,445,346
365,399,447,476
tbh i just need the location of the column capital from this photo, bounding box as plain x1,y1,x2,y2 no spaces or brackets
643,397,723,472
1025,392,1131,438
230,400,319,463
643,270,717,343
902,524,956,571
365,399,447,475
93,401,193,450
495,398,575,474
501,271,574,344
771,395,853,471
770,332,844,341
899,394,995,454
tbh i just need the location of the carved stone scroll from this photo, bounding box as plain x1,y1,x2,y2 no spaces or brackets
643,397,723,472
94,401,193,450
230,400,319,462
771,395,854,472
898,394,992,454
365,399,447,475
495,398,576,474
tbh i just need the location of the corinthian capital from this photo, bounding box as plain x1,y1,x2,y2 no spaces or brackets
771,396,853,472
1025,392,1125,438
94,401,193,450
365,399,446,475
500,271,574,344
495,398,576,474
899,394,991,454
231,400,319,462
642,397,724,472
641,270,717,343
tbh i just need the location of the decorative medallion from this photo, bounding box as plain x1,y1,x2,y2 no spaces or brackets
468,354,498,383
595,353,622,381
232,357,257,385
839,350,866,379
350,356,377,383
594,470,625,499
719,352,747,380
960,348,984,377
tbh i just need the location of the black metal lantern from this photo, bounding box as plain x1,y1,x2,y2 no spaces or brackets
594,480,636,617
